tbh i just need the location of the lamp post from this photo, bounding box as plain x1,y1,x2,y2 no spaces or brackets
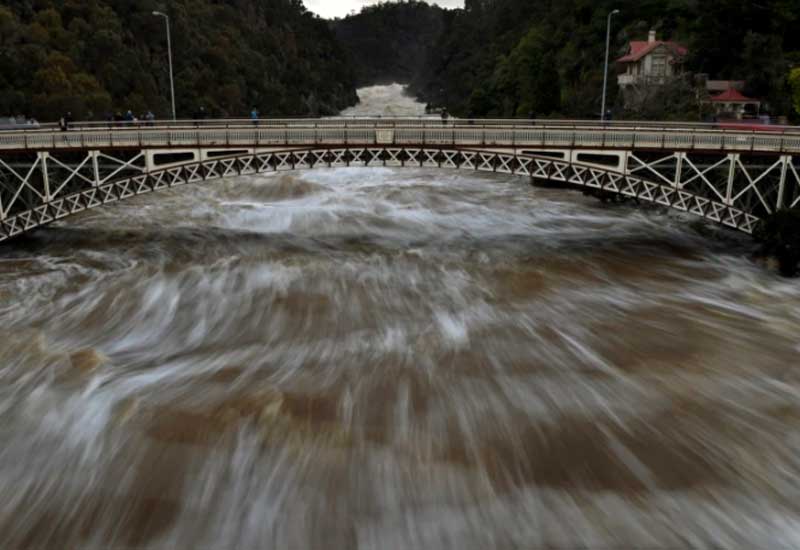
601,9,620,122
152,11,176,120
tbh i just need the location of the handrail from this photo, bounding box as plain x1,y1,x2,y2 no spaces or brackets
2,117,800,135
1,121,798,155
2,123,798,137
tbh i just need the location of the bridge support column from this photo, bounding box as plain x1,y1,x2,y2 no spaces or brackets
724,154,738,206
673,153,684,189
38,152,51,202
777,155,790,211
91,151,101,187
144,151,156,173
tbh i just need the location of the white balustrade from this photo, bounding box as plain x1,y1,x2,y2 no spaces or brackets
0,120,798,156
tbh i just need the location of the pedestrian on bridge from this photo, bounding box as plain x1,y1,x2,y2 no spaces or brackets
251,107,259,126
441,108,449,126
59,112,73,131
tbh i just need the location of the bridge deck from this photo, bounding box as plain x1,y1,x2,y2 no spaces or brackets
1,119,799,155
2,118,799,241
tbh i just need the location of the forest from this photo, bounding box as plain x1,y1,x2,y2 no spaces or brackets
0,0,358,121
407,0,800,120
1,0,800,122
331,1,445,86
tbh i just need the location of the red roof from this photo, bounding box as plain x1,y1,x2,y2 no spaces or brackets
618,40,688,63
711,88,758,103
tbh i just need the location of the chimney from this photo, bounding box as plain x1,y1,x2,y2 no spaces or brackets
648,30,657,43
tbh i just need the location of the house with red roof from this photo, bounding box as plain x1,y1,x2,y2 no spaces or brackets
709,87,761,120
617,31,688,89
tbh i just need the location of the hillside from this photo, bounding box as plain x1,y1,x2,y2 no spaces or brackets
410,0,800,120
2,0,798,122
0,0,358,121
331,1,445,87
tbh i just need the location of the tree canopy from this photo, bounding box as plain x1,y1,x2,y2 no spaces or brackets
790,68,800,117
2,0,799,122
0,0,358,121
408,0,800,120
331,0,445,86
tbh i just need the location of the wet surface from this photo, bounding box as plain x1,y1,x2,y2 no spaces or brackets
1,86,800,549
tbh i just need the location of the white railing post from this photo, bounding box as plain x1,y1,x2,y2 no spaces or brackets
725,154,738,206
39,152,50,202
673,152,684,189
777,155,790,211
92,150,101,187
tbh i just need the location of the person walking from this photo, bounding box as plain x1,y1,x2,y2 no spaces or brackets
440,108,449,126
250,107,259,126
59,112,73,131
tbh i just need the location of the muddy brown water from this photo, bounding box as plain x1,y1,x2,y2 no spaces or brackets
1,86,800,549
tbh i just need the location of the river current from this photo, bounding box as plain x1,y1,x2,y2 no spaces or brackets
1,84,800,549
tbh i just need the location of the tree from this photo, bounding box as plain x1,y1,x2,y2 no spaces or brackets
620,76,705,121
790,68,800,116
0,0,358,121
741,32,790,114
0,6,20,48
512,29,562,117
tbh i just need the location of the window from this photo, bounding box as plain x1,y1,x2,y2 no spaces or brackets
651,56,667,77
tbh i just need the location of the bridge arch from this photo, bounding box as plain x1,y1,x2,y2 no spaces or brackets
0,146,762,243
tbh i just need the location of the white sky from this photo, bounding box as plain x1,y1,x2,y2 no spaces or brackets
304,0,464,19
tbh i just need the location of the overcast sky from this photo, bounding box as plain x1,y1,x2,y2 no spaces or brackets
304,0,464,19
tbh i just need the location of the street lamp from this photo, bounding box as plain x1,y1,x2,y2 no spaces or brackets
601,9,620,122
152,11,176,120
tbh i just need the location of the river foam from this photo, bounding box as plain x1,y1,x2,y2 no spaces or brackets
0,86,799,549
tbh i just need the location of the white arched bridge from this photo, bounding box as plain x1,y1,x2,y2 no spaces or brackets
1,117,800,242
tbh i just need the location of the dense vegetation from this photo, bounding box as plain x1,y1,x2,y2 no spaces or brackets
332,1,445,86
791,68,800,116
409,0,800,120
0,0,358,121
2,0,800,122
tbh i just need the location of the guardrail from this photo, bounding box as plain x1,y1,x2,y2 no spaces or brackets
1,123,799,154
2,117,800,134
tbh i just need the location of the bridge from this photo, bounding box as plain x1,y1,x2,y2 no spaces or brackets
1,118,800,242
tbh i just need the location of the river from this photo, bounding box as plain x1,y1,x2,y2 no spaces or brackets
1,84,799,549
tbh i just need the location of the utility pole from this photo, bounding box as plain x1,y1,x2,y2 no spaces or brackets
601,9,620,122
153,11,176,120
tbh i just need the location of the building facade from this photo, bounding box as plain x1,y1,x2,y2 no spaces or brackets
709,88,761,120
617,31,688,89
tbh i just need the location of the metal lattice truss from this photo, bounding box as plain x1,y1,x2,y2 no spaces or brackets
1,147,799,243
627,151,800,217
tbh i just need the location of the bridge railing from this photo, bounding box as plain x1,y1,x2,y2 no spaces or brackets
1,124,800,154
5,117,800,134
